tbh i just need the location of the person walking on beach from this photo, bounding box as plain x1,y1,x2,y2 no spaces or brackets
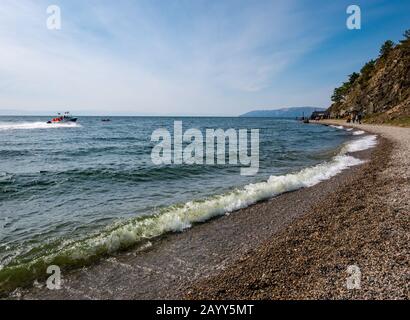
358,112,362,124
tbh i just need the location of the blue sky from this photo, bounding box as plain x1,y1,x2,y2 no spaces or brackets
0,0,408,116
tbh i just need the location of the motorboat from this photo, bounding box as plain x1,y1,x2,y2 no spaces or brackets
47,112,77,124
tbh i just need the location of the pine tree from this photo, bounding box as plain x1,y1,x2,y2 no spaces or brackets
379,40,395,57
348,72,360,84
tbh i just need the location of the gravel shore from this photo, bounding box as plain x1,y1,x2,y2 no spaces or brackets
185,121,409,299
13,121,409,300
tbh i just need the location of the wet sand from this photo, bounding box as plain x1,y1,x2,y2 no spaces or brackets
13,122,409,300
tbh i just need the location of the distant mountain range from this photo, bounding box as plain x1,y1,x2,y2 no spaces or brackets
240,107,325,118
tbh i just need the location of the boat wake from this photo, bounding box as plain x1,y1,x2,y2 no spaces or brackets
0,122,80,131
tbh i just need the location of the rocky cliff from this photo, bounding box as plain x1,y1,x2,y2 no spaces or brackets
328,32,409,125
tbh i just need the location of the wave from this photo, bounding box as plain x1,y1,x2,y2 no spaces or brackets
60,164,217,182
0,134,378,294
0,122,80,131
343,135,377,153
330,125,344,130
0,172,14,184
352,130,365,135
329,125,366,136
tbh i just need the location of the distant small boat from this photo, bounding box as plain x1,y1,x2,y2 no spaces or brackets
101,119,111,122
47,112,77,124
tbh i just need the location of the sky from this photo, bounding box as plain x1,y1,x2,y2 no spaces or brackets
0,0,409,116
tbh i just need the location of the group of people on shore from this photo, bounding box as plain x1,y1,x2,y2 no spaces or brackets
347,112,363,124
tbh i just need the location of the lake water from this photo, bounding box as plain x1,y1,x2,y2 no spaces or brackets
0,116,370,292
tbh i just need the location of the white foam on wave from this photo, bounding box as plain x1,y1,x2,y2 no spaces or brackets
61,134,378,258
0,122,80,131
56,154,364,262
330,125,344,130
2,134,378,277
352,130,365,135
343,135,377,153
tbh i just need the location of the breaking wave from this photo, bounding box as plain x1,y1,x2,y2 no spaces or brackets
352,130,365,135
330,125,344,130
329,125,366,136
0,134,378,294
0,122,80,131
343,135,377,152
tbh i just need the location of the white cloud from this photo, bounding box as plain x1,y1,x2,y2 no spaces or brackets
0,0,329,115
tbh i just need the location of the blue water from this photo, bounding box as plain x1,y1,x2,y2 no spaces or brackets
0,116,352,291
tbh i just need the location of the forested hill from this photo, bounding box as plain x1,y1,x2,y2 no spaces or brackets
327,29,410,126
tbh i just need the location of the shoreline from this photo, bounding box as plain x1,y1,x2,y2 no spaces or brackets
9,124,388,300
185,121,409,299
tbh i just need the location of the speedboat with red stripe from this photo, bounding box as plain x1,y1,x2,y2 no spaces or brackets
47,112,78,124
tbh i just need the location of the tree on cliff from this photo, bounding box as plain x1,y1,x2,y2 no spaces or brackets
379,40,395,57
400,29,410,48
403,29,410,40
359,60,376,82
331,87,344,103
348,72,360,84
331,72,361,103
